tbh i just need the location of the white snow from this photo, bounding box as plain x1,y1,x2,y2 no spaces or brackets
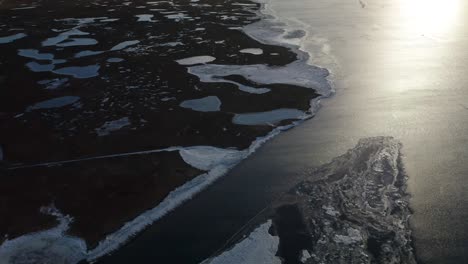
240,48,264,55
180,96,221,112
202,220,281,264
176,55,216,65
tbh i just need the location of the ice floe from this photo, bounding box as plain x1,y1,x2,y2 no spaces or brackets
57,17,108,26
232,108,306,125
180,147,243,171
74,50,105,58
53,65,100,79
165,13,191,21
42,29,89,47
160,42,184,47
26,62,55,72
107,57,124,63
188,61,330,95
179,96,221,112
202,220,281,264
239,48,263,55
110,40,140,51
18,49,54,60
176,55,216,65
27,96,80,111
136,14,156,22
38,78,69,90
0,206,86,264
0,33,26,44
96,117,131,136
56,38,98,47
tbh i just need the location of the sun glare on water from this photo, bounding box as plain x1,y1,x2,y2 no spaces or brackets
399,0,461,37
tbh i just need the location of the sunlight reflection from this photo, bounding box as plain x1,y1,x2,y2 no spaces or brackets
399,0,461,37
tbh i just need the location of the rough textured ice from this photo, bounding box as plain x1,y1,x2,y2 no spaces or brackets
202,220,281,264
232,108,306,125
27,96,80,110
179,96,221,112
176,55,216,65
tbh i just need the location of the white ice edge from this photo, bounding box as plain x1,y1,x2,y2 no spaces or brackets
0,0,335,262
201,220,281,264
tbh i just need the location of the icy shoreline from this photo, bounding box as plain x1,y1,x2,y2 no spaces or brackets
0,0,334,262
